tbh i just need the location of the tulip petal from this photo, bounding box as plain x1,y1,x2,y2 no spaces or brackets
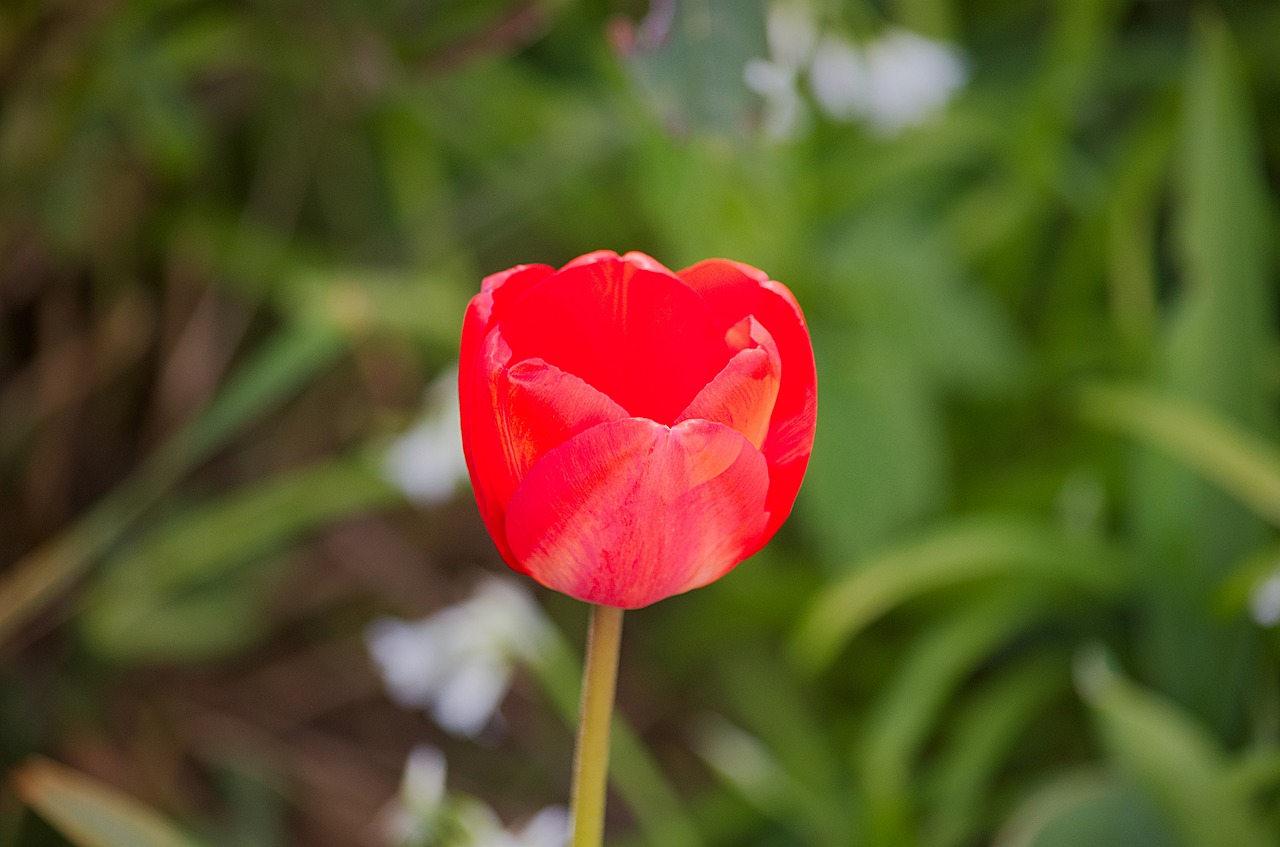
677,317,781,450
560,250,672,275
465,330,629,566
679,260,817,534
498,254,730,424
460,264,555,472
504,418,770,608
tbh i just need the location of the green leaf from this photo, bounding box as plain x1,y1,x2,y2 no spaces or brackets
1081,385,1280,528
924,657,1068,847
858,592,1051,845
1166,18,1273,423
716,651,853,845
1103,101,1178,360
995,772,1178,847
802,334,945,561
792,518,1125,670
1122,14,1274,735
81,456,398,662
160,321,347,470
688,713,798,820
285,267,469,348
1080,651,1272,847
13,757,201,847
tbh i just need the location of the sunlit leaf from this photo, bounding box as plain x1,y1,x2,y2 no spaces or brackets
1081,385,1280,527
13,758,201,847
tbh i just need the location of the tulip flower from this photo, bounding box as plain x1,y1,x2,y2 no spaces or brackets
459,250,816,609
458,249,815,847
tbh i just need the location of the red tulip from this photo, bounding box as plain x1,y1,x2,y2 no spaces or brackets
459,250,816,609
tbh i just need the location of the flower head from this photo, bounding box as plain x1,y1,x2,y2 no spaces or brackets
459,250,816,609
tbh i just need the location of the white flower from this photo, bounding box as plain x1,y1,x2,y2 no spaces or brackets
764,1,818,73
382,746,567,847
810,28,967,135
445,804,567,847
744,2,818,140
808,35,869,121
384,365,469,505
366,578,551,737
1250,570,1280,627
491,807,570,847
384,745,449,844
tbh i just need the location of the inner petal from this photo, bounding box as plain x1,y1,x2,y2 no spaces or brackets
678,260,817,535
498,256,731,424
677,317,782,450
504,417,770,608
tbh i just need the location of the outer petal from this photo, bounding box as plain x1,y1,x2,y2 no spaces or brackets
677,317,781,450
678,260,817,534
498,254,730,424
465,329,628,567
459,264,555,478
504,418,770,608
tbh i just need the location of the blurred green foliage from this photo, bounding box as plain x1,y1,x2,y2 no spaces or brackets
2,0,1280,845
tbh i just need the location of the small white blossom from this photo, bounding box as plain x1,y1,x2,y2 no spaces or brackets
810,28,967,136
366,578,551,737
744,2,818,139
764,1,818,72
384,365,468,505
382,747,568,847
384,746,449,844
1250,570,1280,627
492,807,570,847
808,35,870,122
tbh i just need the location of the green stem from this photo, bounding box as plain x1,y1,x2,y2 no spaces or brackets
570,604,624,847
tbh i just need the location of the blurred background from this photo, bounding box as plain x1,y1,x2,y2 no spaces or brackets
2,0,1280,845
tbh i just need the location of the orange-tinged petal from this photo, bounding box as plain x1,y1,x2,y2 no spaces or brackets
464,329,628,567
677,317,781,450
504,418,770,608
679,260,816,534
